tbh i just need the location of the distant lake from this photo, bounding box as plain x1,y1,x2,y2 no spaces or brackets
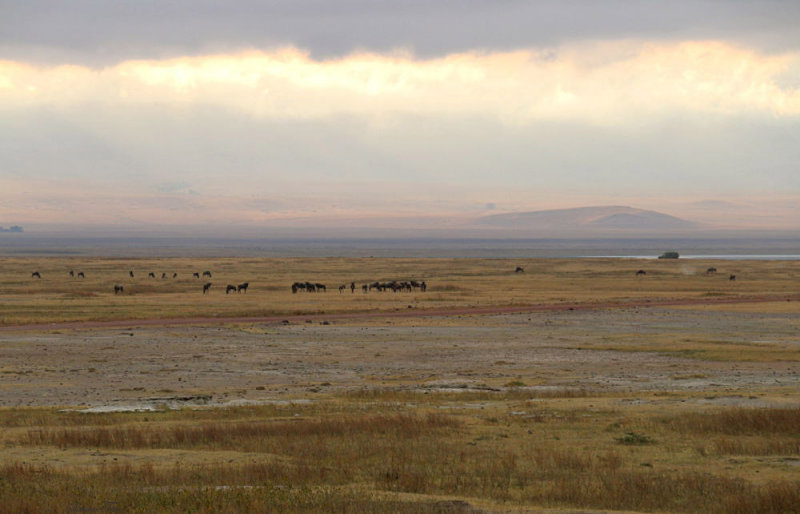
590,255,800,260
1,235,799,259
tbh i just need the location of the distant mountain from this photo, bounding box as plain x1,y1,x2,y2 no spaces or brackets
477,206,698,233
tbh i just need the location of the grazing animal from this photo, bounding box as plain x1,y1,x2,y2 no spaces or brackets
31,271,41,279
77,271,85,278
636,270,647,276
729,274,736,281
202,270,212,278
421,281,427,292
315,283,326,292
129,271,135,278
706,267,717,274
237,282,249,293
203,282,212,294
350,282,356,293
362,284,368,293
148,272,156,278
113,285,124,294
515,266,524,273
161,272,167,279
172,273,177,278
226,284,237,294
69,270,74,277
193,272,200,278
339,285,346,293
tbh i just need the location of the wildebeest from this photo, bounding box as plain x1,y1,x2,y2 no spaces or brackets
636,270,647,276
31,271,41,279
237,282,249,293
362,284,368,293
172,273,178,278
129,270,135,278
148,272,156,278
315,283,326,292
193,272,200,278
113,285,124,294
161,272,167,279
350,282,356,293
729,274,737,281
202,270,212,278
226,284,237,294
339,285,346,293
77,271,85,278
203,282,212,294
706,267,717,274
69,270,74,277
293,282,313,292
515,266,524,273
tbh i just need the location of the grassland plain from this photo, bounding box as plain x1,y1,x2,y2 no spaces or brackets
0,257,799,512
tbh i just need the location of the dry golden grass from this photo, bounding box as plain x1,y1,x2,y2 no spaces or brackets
1,256,798,325
584,335,800,362
2,397,800,513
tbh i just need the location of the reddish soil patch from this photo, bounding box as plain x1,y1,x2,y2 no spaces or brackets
1,293,798,332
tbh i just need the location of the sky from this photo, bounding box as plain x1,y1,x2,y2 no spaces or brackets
1,0,799,232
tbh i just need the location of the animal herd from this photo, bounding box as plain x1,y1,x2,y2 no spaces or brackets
28,268,248,296
292,280,427,294
25,263,743,298
225,283,249,294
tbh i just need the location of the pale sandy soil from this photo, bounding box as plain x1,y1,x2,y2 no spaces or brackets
1,306,798,409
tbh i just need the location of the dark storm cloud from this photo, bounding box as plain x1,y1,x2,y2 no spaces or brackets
3,0,800,66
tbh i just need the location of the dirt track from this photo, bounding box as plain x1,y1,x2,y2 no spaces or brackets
1,293,798,332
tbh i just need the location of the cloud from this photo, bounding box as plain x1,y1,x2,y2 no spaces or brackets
4,1,800,66
1,39,798,229
2,41,799,124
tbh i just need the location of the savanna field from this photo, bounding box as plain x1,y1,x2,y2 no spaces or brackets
1,257,799,512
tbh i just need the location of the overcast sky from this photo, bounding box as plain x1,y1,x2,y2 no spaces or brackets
1,1,799,231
